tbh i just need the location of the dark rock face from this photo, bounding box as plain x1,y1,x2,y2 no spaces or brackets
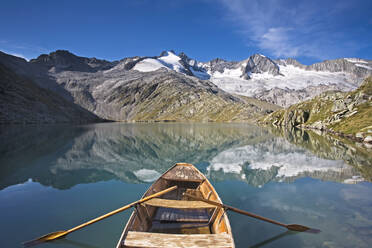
203,58,238,74
30,50,117,72
159,51,209,79
178,52,191,63
0,63,102,124
202,54,283,78
0,51,75,101
275,58,305,68
109,56,146,71
0,51,33,75
244,54,280,76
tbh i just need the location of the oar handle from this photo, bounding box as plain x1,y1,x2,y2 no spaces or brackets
66,185,178,235
184,193,288,228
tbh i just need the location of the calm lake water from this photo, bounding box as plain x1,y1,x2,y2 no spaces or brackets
1,123,371,248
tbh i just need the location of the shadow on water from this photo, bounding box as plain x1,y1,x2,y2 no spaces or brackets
24,238,104,248
248,229,319,248
249,231,297,248
53,239,102,248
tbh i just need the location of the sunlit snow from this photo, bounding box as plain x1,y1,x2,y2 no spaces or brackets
133,51,186,73
345,58,369,64
209,63,357,97
355,64,372,70
212,67,244,78
132,58,167,72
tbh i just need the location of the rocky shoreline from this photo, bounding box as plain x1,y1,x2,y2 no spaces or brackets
301,125,372,146
258,77,372,146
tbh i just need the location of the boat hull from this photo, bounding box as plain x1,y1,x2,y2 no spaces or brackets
116,163,234,248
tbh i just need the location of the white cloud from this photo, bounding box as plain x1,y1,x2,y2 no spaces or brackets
260,28,300,57
217,0,360,60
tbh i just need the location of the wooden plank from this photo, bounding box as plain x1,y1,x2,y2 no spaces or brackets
150,222,211,234
184,189,204,199
123,231,233,248
162,165,204,182
145,198,215,209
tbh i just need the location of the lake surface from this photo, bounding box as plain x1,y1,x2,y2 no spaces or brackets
1,123,371,248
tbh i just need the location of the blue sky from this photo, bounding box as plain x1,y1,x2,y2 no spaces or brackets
1,0,371,64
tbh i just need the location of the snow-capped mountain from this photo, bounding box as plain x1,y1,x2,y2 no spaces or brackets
0,50,279,123
1,48,371,123
127,51,372,107
110,50,210,80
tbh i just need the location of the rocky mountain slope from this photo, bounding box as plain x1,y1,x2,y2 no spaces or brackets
259,77,372,144
58,68,280,122
0,63,102,124
1,49,371,123
0,50,279,122
122,51,371,107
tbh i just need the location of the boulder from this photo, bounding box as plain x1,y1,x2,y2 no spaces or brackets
364,136,372,143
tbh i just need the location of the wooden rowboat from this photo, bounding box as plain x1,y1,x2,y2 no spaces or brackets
116,163,234,248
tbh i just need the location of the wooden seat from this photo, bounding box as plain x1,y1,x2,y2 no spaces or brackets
145,198,215,209
123,231,233,248
150,221,211,234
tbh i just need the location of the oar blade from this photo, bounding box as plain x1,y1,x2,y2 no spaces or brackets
23,231,67,247
287,224,310,232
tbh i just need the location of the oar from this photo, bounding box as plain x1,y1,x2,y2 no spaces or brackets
24,185,178,246
184,193,310,232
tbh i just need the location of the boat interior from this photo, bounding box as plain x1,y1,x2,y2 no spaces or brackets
119,163,234,248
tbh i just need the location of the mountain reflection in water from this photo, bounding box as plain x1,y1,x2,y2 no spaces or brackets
1,123,372,248
0,123,370,190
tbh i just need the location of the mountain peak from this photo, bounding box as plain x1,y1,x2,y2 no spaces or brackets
52,49,76,56
30,50,115,72
246,53,280,76
275,58,305,68
178,52,190,61
32,50,77,62
31,49,78,65
251,53,266,58
210,58,226,63
160,50,176,57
